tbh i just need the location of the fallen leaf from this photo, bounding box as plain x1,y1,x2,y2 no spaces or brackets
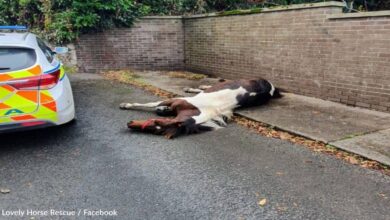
258,198,267,206
0,188,10,194
279,133,291,140
346,156,359,165
276,206,288,212
378,193,387,199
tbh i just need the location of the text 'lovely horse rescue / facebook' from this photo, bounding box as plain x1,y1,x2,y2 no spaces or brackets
119,78,282,139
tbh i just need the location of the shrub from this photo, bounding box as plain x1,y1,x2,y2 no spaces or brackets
0,0,147,44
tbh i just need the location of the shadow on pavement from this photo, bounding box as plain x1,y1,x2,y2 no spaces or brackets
0,121,77,151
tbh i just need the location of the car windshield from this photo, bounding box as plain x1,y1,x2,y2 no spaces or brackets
0,47,36,73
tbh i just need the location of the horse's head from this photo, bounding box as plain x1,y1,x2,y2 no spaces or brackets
127,118,182,139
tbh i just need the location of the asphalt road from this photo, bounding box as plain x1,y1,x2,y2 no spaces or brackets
0,75,389,220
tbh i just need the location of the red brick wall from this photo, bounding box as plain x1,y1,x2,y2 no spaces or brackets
75,3,390,112
184,6,390,112
76,18,184,73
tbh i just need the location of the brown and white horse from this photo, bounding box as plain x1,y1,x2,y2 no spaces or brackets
120,79,282,139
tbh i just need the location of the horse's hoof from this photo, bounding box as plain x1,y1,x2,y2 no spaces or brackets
119,103,129,109
183,87,191,93
199,85,211,90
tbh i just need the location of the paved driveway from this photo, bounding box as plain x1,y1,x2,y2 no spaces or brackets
0,75,389,220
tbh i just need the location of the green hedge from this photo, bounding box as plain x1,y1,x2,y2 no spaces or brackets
0,0,148,44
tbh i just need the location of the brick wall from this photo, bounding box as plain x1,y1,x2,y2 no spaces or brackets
75,2,390,112
76,17,184,73
184,3,390,112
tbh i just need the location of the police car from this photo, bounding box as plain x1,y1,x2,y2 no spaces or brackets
0,26,75,132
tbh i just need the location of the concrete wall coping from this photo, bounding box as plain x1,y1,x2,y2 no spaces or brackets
142,16,183,19
183,1,344,19
141,3,390,21
328,10,390,19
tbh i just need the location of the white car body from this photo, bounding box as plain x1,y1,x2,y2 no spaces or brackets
0,28,75,132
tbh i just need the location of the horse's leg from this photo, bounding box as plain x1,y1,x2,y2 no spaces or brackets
183,85,213,93
183,87,203,93
198,85,212,90
119,101,163,110
155,100,177,116
120,98,178,110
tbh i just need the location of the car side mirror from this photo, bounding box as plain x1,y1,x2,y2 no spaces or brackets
54,47,69,54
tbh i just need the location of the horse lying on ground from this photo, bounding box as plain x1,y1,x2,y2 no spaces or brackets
120,78,282,139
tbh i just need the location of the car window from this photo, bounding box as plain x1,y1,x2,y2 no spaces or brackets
36,38,54,63
0,48,37,73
